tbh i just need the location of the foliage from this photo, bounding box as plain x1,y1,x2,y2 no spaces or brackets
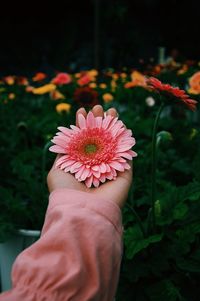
0,62,200,299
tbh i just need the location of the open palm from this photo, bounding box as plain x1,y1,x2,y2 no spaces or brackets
47,105,133,209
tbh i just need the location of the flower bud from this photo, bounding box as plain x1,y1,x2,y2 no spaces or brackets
154,200,161,217
156,131,172,147
145,96,155,107
17,121,27,131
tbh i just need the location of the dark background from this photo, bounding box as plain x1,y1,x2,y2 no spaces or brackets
0,0,199,75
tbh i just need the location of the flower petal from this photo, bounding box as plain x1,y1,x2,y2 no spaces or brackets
58,126,73,136
86,111,95,128
102,115,113,129
106,164,111,172
70,162,83,173
96,116,103,128
80,168,90,181
124,162,131,170
85,175,93,188
99,174,106,183
128,150,138,157
99,163,107,173
92,170,101,178
49,145,66,154
70,125,80,132
116,144,134,152
51,136,68,148
55,155,69,166
78,114,86,129
60,160,75,169
93,177,100,187
105,172,114,180
75,165,85,179
117,152,133,160
91,165,99,171
109,161,124,171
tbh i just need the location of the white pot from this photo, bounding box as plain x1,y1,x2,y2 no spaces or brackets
0,229,40,292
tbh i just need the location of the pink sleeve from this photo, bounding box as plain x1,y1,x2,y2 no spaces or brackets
0,188,123,301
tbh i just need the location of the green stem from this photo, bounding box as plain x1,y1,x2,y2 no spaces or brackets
151,102,164,231
126,203,146,238
42,141,52,185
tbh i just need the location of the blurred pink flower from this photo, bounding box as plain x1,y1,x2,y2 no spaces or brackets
52,73,72,85
49,111,137,188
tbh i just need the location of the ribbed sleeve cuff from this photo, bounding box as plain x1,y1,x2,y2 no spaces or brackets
48,188,123,235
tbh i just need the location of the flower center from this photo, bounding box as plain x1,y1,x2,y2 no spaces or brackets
67,128,117,165
84,144,97,154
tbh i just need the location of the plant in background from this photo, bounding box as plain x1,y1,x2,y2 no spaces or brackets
147,77,197,230
0,66,200,300
118,77,199,301
73,86,99,108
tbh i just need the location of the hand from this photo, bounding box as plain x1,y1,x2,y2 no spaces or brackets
47,105,133,209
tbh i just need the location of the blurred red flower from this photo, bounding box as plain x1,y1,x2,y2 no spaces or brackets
147,77,197,111
52,73,72,85
74,86,98,108
77,74,91,86
16,76,29,85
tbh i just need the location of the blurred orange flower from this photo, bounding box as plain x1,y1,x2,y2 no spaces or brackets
89,82,97,89
50,90,65,100
75,73,81,78
102,93,114,103
32,84,56,95
188,71,200,94
26,86,34,92
32,72,47,82
124,82,136,88
99,83,107,89
124,71,146,88
111,80,117,92
112,73,119,80
56,103,71,113
4,76,15,85
120,72,127,79
87,69,98,80
177,64,188,75
8,93,16,100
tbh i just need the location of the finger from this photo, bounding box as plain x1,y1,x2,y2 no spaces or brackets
106,107,118,118
76,107,87,126
92,105,104,117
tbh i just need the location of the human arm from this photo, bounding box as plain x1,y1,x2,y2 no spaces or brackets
0,105,133,301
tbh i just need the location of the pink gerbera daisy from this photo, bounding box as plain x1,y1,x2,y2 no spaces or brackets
49,111,137,188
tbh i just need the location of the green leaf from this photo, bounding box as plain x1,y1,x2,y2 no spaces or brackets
173,203,188,220
124,226,163,259
177,181,200,202
146,280,183,301
176,258,200,273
